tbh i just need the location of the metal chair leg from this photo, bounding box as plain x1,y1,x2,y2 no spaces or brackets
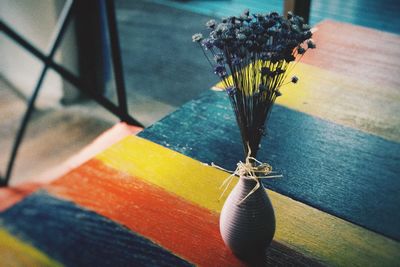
0,0,75,186
105,0,129,115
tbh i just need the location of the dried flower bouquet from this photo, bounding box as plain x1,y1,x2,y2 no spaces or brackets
193,10,315,158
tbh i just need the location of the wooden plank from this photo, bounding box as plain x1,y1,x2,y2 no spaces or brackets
96,135,400,266
46,159,321,266
277,63,400,143
0,228,62,267
212,21,400,142
138,90,400,241
302,20,400,89
0,191,192,267
213,61,400,143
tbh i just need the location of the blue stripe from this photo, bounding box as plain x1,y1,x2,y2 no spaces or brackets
139,90,400,241
0,190,192,267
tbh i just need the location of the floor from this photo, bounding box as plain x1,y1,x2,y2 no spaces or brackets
117,0,218,120
1,0,399,185
0,79,115,184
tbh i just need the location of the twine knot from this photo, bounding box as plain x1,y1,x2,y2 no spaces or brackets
208,144,282,205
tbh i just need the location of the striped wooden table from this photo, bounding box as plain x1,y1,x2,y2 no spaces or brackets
1,20,399,266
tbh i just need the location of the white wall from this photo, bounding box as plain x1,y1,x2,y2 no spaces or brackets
0,0,78,108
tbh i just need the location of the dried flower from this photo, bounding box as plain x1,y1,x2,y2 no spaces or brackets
206,19,216,29
214,54,224,63
307,39,316,49
261,67,272,76
192,33,203,42
214,64,227,77
226,86,237,96
285,54,296,62
297,46,306,54
232,57,241,65
270,11,279,17
202,39,213,50
237,33,246,41
302,24,311,31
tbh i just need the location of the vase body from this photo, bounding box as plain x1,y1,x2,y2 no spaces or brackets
219,177,275,261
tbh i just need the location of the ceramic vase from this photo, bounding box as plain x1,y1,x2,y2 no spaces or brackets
219,176,275,261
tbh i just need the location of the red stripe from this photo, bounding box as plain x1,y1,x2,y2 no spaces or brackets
46,159,245,266
0,183,40,212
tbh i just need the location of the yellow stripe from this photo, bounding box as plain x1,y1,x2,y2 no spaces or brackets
96,136,400,267
0,228,62,267
213,62,400,143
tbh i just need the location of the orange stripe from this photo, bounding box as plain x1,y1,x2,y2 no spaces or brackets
46,159,246,266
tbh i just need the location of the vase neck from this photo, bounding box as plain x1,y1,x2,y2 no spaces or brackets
239,176,264,190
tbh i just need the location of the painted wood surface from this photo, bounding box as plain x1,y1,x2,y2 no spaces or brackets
215,60,400,143
138,90,400,241
147,0,400,34
96,135,400,267
0,229,62,267
0,191,192,267
46,159,321,267
147,20,400,241
302,20,400,90
213,21,400,142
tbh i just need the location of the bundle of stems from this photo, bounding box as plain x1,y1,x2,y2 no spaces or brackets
193,10,315,158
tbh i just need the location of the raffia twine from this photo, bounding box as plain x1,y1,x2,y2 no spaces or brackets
206,144,282,205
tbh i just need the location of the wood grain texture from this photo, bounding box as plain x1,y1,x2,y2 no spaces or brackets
277,63,400,143
0,228,62,267
0,191,192,267
214,62,400,142
138,90,400,241
46,159,321,266
302,20,400,90
212,21,400,142
47,160,244,267
96,135,400,266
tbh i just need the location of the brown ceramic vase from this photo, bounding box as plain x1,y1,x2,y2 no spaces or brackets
219,177,275,261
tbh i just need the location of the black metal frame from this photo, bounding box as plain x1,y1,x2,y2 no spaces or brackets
0,0,142,186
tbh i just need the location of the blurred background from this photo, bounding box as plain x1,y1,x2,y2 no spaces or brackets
1,0,399,184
